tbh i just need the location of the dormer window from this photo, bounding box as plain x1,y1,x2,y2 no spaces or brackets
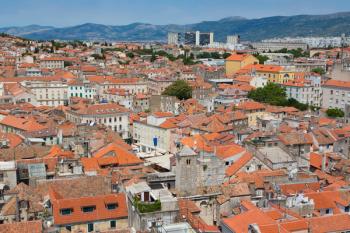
60,208,73,215
106,203,118,210
82,205,96,213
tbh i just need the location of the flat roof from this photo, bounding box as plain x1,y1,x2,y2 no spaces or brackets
258,147,294,164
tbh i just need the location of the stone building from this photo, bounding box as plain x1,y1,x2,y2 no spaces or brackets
175,146,225,196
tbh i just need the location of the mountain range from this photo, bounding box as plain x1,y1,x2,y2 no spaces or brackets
1,12,350,42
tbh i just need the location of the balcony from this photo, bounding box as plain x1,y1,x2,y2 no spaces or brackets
133,196,161,213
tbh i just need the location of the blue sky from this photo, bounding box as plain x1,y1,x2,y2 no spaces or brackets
1,0,350,27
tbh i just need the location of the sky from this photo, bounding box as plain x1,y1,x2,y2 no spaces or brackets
1,0,350,27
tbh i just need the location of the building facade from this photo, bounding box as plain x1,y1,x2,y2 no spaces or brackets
66,103,130,139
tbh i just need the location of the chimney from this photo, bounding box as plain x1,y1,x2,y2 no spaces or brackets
15,195,20,222
321,153,327,171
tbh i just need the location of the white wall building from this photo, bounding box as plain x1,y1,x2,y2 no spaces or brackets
68,79,97,100
133,113,175,153
322,80,350,111
66,103,130,139
20,78,68,106
284,74,322,107
40,57,65,69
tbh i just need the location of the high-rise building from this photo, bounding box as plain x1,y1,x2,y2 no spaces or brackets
184,31,197,45
199,32,214,45
227,35,240,44
167,32,181,45
184,31,214,46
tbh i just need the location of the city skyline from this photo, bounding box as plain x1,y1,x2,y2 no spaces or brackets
1,0,350,27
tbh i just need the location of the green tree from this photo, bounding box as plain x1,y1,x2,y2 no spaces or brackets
126,52,134,58
326,108,344,118
210,52,221,59
150,53,157,62
91,54,104,60
223,52,231,59
248,83,308,110
247,83,287,105
311,67,326,75
275,48,309,58
64,61,73,67
255,54,269,64
162,80,192,100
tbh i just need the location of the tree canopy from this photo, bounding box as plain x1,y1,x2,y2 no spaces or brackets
162,80,192,100
255,54,269,64
326,108,344,118
247,83,308,110
247,83,286,105
275,48,309,58
311,67,326,75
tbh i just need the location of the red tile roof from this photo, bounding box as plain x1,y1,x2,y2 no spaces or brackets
226,54,250,62
324,79,350,89
0,220,42,233
222,201,275,233
50,189,128,225
225,152,253,177
0,115,46,132
308,214,350,233
241,64,284,73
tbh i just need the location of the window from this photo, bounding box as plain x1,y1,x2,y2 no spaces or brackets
106,203,118,210
65,226,72,232
119,117,122,121
186,159,191,165
325,208,331,214
60,208,73,215
110,220,116,229
82,206,96,213
87,223,94,232
345,206,350,212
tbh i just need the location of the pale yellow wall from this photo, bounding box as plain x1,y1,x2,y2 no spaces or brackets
247,111,267,127
58,218,128,233
225,55,258,76
225,60,241,76
258,71,295,84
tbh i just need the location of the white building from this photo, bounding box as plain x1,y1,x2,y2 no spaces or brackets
283,74,322,107
40,57,65,69
101,88,133,109
20,77,68,106
68,79,97,100
66,103,130,139
227,35,240,44
87,77,148,96
133,112,176,153
263,36,350,48
250,76,268,88
251,41,308,52
168,32,181,45
322,80,350,111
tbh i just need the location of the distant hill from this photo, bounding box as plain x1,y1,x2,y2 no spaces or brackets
1,12,350,42
0,25,54,37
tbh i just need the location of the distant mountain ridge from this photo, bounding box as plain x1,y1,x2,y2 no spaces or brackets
1,12,350,42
